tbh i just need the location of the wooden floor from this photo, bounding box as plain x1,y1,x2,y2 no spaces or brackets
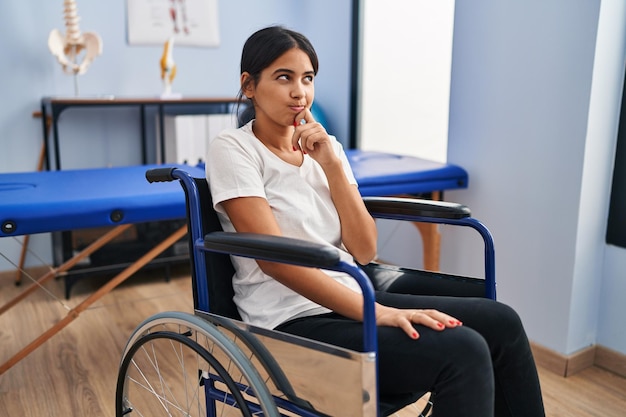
1,266,625,416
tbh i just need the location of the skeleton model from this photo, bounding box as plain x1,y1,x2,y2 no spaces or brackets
160,37,178,97
48,0,103,95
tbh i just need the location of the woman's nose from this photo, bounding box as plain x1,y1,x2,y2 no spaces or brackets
291,82,306,99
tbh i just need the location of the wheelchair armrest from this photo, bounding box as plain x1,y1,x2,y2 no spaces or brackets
203,230,378,352
363,196,471,220
203,231,341,269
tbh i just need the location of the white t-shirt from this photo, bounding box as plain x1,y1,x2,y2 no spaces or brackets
206,121,362,329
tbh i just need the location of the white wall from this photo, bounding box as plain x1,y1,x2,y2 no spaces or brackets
0,0,352,174
599,245,626,353
592,0,626,356
367,0,626,357
445,0,626,356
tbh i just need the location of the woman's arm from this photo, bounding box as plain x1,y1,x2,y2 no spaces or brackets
220,196,366,320
220,196,461,339
322,160,377,265
293,111,377,265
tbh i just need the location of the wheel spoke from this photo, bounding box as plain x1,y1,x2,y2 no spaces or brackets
116,313,279,417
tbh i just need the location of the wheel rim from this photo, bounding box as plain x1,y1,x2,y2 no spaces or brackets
116,316,279,417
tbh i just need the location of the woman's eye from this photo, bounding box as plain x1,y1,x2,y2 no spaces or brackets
304,75,314,82
277,74,289,80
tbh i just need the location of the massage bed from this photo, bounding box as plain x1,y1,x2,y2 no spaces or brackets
345,150,467,196
0,164,204,236
0,163,204,374
0,152,467,374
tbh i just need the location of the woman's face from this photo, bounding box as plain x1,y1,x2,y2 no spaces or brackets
244,48,315,128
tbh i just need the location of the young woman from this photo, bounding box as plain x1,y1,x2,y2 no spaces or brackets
206,25,545,417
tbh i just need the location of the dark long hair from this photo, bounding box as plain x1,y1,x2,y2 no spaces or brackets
237,26,319,126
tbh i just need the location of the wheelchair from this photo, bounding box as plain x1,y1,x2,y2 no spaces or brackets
115,166,496,417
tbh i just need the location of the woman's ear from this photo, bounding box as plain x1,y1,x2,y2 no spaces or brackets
240,72,254,99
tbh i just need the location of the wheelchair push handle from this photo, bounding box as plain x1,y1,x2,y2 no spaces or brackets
145,167,178,183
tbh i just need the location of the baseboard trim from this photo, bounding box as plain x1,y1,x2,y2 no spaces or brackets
531,342,626,378
595,345,626,378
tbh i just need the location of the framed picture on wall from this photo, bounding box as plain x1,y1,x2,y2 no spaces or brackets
127,0,220,46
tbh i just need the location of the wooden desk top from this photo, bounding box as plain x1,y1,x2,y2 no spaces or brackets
42,96,241,106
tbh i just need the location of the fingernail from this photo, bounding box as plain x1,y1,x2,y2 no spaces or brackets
293,146,297,151
437,322,444,328
412,332,418,339
293,120,298,127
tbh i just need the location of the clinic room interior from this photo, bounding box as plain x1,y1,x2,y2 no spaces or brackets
1,1,626,416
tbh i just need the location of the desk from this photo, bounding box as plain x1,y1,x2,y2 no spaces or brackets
39,97,242,279
40,96,242,170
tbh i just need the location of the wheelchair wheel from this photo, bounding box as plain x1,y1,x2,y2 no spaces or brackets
116,311,280,417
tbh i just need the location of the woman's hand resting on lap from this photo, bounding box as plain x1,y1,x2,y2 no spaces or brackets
375,304,463,340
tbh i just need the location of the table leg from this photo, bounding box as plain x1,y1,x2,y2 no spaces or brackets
413,222,440,271
0,225,187,375
1,224,133,316
15,113,51,286
400,191,443,271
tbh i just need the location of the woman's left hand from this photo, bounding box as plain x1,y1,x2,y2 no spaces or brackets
376,304,463,340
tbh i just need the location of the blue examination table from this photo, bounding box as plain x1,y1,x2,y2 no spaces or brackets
0,163,204,375
0,164,204,237
345,150,467,196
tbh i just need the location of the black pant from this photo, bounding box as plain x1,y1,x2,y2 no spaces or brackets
276,289,545,416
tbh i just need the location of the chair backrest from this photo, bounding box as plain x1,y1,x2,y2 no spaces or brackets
184,177,242,320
